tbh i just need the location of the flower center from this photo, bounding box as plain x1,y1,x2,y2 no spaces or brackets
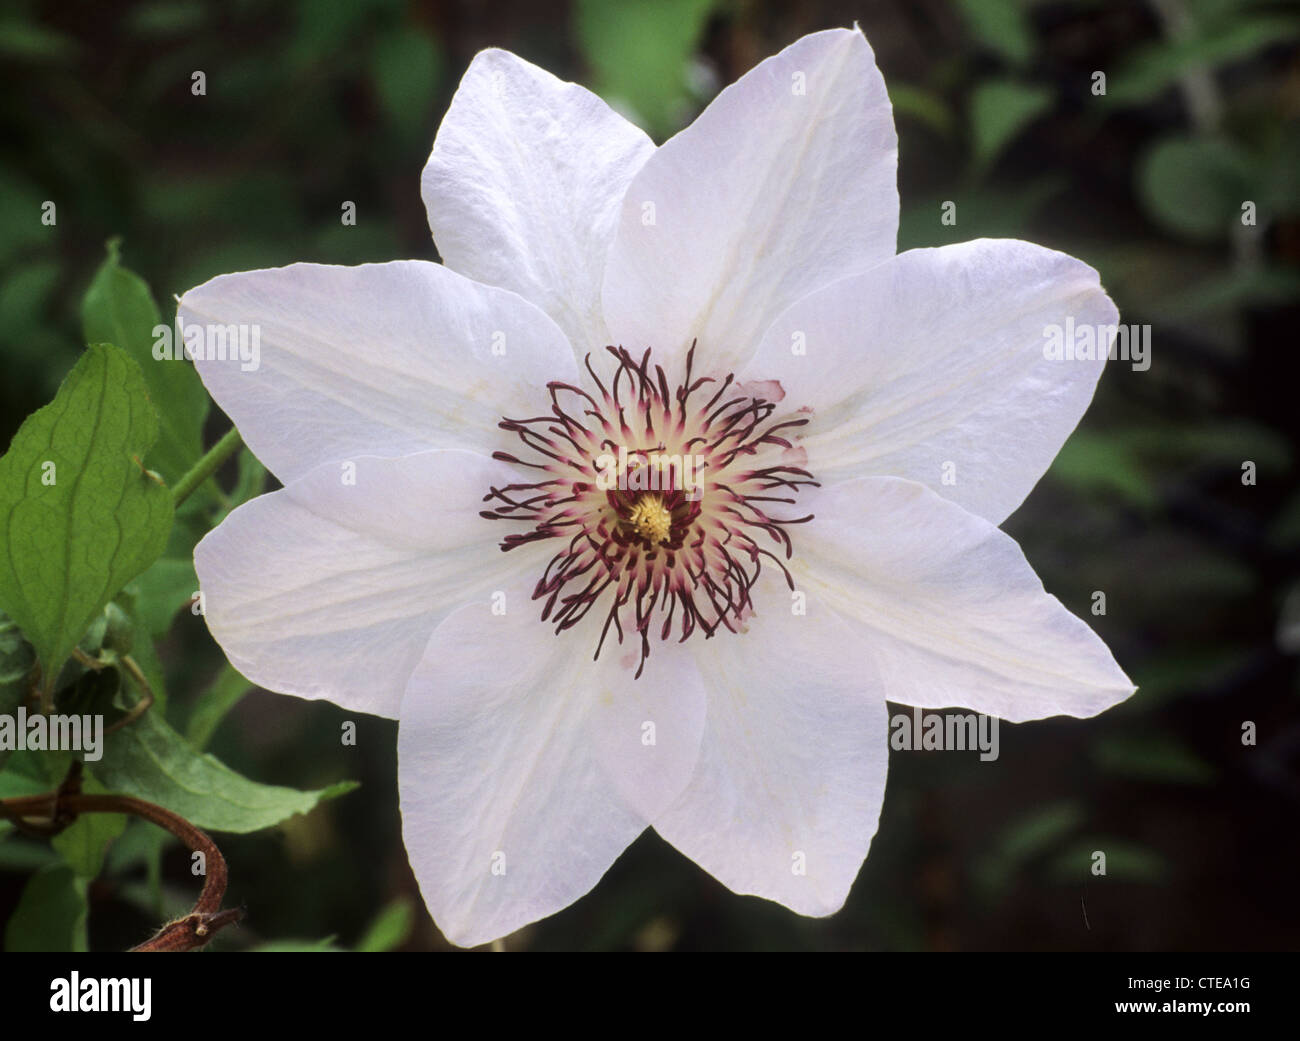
481,345,817,677
626,493,673,546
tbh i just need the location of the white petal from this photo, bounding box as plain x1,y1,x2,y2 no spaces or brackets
653,605,891,917
745,239,1120,524
586,645,708,825
796,477,1136,722
602,27,898,374
194,450,538,719
423,48,655,356
179,260,577,484
398,590,706,947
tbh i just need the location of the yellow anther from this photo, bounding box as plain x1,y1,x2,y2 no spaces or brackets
626,494,673,545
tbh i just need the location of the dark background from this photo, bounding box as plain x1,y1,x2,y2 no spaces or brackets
1,0,1298,950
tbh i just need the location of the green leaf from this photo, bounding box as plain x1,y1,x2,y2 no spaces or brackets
0,343,174,693
227,446,268,510
1138,135,1253,241
4,864,88,952
81,239,210,488
575,0,716,138
356,897,413,952
1156,266,1300,316
0,262,60,357
0,610,35,770
0,747,71,798
995,803,1086,864
970,79,1053,172
126,1,208,36
974,802,1084,902
289,0,375,69
1127,646,1254,710
0,829,60,872
104,819,168,917
888,82,955,137
1048,839,1167,884
1092,733,1217,785
1152,420,1292,472
130,441,262,641
0,20,78,62
0,168,51,265
51,776,126,878
370,28,444,145
954,0,1034,67
1046,429,1159,510
1107,15,1300,106
899,177,1066,249
119,613,168,715
130,446,265,640
130,557,199,637
91,708,356,833
184,663,254,749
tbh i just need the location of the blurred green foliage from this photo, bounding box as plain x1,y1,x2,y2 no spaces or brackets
575,0,716,137
0,0,1297,951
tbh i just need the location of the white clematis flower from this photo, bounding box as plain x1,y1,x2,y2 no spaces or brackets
184,27,1134,947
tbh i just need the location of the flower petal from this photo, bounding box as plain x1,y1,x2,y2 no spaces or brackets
194,450,536,719
652,605,890,917
585,644,708,825
178,260,577,484
398,591,705,947
602,27,898,374
423,48,655,356
796,476,1136,723
745,239,1120,524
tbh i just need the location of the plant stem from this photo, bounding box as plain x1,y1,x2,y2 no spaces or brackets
0,773,242,951
171,427,243,508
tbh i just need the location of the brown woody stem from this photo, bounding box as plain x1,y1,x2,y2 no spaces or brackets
0,773,242,951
